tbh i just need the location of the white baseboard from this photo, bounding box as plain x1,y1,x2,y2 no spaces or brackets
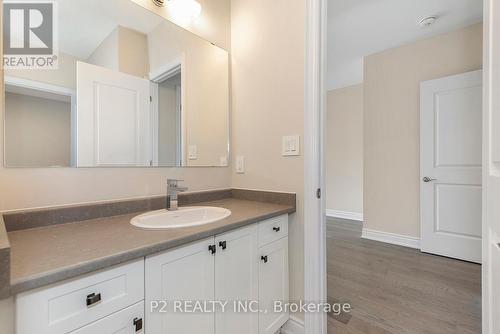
280,316,304,334
362,228,421,249
325,209,363,221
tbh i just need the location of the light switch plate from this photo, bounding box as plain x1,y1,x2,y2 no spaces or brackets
188,145,197,160
236,156,245,173
282,135,300,156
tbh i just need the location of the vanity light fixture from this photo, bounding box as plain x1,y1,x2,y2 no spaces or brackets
169,0,202,19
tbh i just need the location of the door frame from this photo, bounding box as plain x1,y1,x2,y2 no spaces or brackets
150,57,185,167
483,0,496,332
304,0,327,332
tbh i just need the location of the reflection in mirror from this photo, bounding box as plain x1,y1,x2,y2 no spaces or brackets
3,0,229,168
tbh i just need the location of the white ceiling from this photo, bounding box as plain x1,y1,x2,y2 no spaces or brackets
327,0,483,91
57,0,164,59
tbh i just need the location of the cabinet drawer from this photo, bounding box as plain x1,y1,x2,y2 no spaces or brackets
258,215,288,248
69,301,144,334
16,259,144,334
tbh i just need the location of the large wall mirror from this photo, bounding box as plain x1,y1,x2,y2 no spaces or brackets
3,0,229,167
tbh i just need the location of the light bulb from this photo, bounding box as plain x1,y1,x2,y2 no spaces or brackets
169,0,202,22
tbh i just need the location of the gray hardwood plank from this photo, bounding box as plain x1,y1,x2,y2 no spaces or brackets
327,217,481,334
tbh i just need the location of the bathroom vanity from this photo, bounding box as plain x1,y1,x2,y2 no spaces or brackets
1,190,295,334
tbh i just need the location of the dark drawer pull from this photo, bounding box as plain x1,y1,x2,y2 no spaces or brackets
261,255,268,263
209,245,216,255
133,317,143,332
219,241,227,250
273,227,281,232
86,293,101,307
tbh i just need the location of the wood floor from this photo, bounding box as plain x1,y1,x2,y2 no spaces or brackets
327,218,482,334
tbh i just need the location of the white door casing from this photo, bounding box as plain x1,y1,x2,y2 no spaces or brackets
483,0,500,331
76,61,151,167
420,70,483,263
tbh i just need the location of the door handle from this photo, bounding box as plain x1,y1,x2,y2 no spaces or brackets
261,255,268,263
133,317,143,332
423,177,437,183
219,241,227,250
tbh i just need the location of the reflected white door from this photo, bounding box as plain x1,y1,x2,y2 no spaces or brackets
76,61,151,167
420,70,482,263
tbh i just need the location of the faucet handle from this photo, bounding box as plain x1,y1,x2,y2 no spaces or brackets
167,179,184,187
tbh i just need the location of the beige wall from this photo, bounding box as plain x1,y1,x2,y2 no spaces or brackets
87,27,120,72
87,26,150,79
119,27,150,78
326,84,363,214
158,78,180,166
364,23,483,237
5,93,71,167
131,0,231,50
231,0,305,320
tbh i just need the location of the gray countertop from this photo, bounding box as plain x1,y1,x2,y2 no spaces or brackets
7,197,295,294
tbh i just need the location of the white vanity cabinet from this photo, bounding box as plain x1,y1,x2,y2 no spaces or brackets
145,214,289,334
14,214,289,334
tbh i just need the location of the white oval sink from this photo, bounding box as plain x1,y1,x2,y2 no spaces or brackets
130,206,231,229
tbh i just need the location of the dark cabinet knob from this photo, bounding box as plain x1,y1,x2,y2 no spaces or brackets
133,317,143,332
273,227,281,232
208,245,216,255
219,241,227,250
86,293,101,307
261,255,268,263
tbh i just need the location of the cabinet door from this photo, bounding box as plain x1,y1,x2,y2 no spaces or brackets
215,225,259,334
69,301,144,334
145,238,215,334
258,237,289,334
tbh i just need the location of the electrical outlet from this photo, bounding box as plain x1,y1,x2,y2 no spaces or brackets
236,156,245,174
188,145,198,160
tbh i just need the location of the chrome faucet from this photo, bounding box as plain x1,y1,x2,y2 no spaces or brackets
166,179,188,211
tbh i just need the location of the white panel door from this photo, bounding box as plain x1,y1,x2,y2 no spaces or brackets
214,225,258,334
77,61,151,166
145,238,215,334
420,70,482,263
258,237,289,334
